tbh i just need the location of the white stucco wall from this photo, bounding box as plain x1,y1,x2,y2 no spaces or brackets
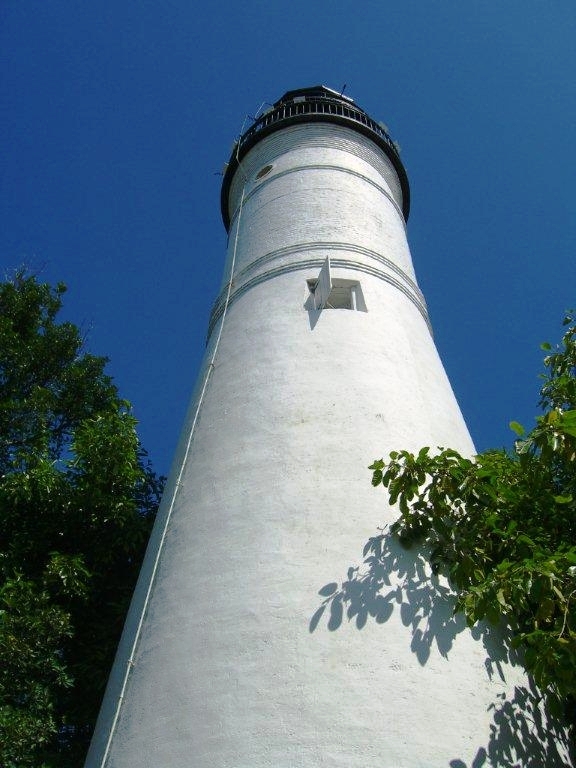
85,122,571,767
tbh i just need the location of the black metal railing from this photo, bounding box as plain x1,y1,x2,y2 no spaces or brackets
221,88,410,227
234,96,401,163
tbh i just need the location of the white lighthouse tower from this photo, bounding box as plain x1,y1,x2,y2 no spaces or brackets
85,86,570,767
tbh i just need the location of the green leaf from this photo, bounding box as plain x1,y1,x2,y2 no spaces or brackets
561,410,576,425
509,421,525,437
554,494,573,505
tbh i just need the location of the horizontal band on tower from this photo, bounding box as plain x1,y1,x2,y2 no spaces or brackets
207,256,431,340
227,163,406,231
227,240,424,302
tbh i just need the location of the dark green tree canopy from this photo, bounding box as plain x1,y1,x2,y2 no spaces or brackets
0,272,163,767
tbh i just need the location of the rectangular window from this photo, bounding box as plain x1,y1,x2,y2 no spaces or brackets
306,278,367,312
307,264,366,312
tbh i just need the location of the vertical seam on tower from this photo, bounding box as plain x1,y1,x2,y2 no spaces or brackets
97,164,248,768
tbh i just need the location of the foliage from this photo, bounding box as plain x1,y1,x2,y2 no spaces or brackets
0,271,163,766
370,312,576,721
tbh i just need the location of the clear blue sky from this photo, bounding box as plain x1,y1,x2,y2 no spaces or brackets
1,1,575,477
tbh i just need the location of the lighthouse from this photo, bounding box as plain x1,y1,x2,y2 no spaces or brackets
85,86,569,767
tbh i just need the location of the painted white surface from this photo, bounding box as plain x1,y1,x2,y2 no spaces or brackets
86,121,571,767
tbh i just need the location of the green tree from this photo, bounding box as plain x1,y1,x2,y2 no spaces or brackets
0,272,163,766
370,312,576,726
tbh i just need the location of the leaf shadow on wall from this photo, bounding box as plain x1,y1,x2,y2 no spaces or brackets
449,682,572,768
309,530,573,768
309,531,489,667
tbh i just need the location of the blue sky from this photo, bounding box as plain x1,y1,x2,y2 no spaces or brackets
1,1,575,477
